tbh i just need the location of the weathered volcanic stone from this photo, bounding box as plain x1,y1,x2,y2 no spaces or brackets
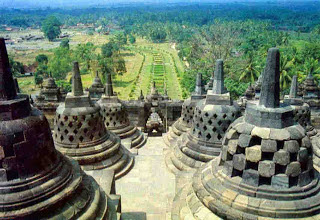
88,71,105,100
261,139,277,152
170,48,320,220
233,154,246,171
258,160,275,177
246,145,262,162
166,59,241,174
97,71,146,149
273,150,290,165
259,48,280,108
164,72,205,147
0,38,118,220
34,74,64,129
285,162,301,177
284,140,300,153
54,62,134,179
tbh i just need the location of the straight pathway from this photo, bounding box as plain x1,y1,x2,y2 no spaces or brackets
116,136,176,220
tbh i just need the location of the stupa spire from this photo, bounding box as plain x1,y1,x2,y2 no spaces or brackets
105,71,114,96
289,75,298,99
0,38,17,100
194,72,204,95
259,48,280,108
72,61,84,96
211,59,225,94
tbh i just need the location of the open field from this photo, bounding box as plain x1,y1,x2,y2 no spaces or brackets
5,29,184,100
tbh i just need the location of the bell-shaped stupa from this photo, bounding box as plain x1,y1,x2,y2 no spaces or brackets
166,59,241,174
285,75,317,137
0,38,117,219
171,48,320,220
164,72,205,147
53,62,133,179
34,72,64,129
97,71,146,149
88,71,105,101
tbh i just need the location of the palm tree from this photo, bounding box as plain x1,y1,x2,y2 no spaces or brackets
299,57,320,83
239,53,260,84
279,55,295,90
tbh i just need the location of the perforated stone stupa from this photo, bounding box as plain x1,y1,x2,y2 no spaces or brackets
97,71,146,149
164,72,205,147
34,73,64,129
302,73,320,109
0,38,118,219
172,48,320,220
166,59,241,173
285,75,317,137
88,71,105,101
53,62,133,179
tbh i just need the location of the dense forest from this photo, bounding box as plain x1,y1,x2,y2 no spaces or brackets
2,1,320,98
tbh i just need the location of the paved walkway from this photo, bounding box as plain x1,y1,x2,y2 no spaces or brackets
116,136,176,220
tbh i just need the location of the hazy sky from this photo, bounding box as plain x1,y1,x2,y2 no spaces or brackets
0,0,302,9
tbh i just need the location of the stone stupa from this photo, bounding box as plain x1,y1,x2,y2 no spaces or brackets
0,38,120,219
164,72,205,147
53,62,133,179
285,75,317,137
97,71,146,149
166,59,241,174
303,73,320,108
34,73,64,129
88,71,105,101
172,48,320,220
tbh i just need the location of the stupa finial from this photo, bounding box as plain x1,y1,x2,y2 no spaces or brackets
105,71,114,96
72,61,84,96
212,59,225,94
259,48,280,108
0,38,17,100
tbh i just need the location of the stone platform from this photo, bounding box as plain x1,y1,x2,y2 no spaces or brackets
116,136,177,220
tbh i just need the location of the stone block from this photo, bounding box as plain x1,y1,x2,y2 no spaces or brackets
233,154,246,171
245,145,262,162
258,160,275,177
261,139,277,152
297,147,308,162
226,129,238,140
302,136,312,149
283,140,299,153
220,145,228,162
222,161,234,177
227,140,238,155
251,127,270,139
238,134,251,148
242,169,259,187
273,150,290,166
269,128,290,141
298,170,312,187
271,174,289,188
285,162,301,177
286,126,304,140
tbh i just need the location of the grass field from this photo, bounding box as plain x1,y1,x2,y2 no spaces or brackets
8,29,185,100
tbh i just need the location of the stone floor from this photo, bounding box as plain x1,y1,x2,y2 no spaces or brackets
116,135,176,220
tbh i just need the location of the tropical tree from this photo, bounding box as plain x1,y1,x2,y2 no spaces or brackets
279,55,295,90
239,53,260,84
35,54,48,64
41,16,61,41
299,58,320,83
60,38,70,49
